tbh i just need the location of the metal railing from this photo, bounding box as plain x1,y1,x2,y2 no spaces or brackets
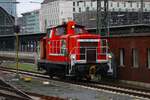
69,39,109,62
0,51,35,58
46,39,109,62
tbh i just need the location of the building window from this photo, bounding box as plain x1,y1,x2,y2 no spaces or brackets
79,8,81,12
61,11,63,15
120,48,125,66
111,2,113,7
132,49,139,68
132,8,135,12
86,7,90,11
112,8,115,11
73,8,76,12
91,2,93,7
143,2,145,8
130,2,132,8
145,8,147,12
117,2,119,7
84,1,86,7
119,8,121,12
73,2,75,6
77,1,79,6
137,2,139,8
147,48,150,69
124,2,126,7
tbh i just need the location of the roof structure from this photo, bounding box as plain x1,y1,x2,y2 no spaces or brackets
41,0,93,4
41,0,150,3
41,0,56,4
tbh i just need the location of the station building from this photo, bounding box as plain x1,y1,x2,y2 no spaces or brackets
109,34,150,85
106,25,150,86
89,24,150,85
40,0,75,32
0,0,17,17
74,0,150,28
0,7,14,36
21,10,40,34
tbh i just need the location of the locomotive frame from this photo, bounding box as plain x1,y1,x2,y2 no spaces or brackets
37,21,116,80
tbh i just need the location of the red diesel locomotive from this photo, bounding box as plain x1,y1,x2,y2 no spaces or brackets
37,21,116,80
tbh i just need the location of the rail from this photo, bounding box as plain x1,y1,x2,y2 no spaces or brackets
0,66,149,99
0,67,66,100
0,78,32,100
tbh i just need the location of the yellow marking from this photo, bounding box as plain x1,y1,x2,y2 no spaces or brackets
23,77,32,82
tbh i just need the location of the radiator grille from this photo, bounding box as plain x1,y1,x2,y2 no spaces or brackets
80,42,98,63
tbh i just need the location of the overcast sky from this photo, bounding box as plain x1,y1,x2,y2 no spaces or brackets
17,0,43,17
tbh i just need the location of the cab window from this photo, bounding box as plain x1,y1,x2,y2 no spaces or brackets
55,27,66,36
47,29,53,38
75,27,84,34
74,26,86,34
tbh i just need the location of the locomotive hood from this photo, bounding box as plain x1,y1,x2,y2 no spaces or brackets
69,33,101,40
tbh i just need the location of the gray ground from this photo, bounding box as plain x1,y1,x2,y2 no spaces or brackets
0,72,146,100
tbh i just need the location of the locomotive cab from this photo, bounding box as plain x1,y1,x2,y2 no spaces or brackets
38,21,114,80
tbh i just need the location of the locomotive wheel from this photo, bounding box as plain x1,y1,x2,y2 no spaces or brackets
46,67,54,79
49,74,54,79
85,75,91,81
96,74,102,81
75,76,83,81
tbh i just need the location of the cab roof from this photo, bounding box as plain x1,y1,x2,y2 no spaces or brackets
47,21,85,30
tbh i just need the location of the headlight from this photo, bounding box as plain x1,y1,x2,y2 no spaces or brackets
71,54,76,60
108,55,112,59
71,25,75,29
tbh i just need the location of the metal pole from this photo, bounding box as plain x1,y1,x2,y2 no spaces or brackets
105,0,109,36
15,16,20,78
16,32,19,77
97,0,109,36
97,0,102,35
107,10,110,37
14,2,19,78
78,1,84,26
139,0,143,24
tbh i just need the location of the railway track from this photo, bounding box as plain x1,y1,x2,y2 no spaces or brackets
0,86,65,100
0,78,33,100
76,81,150,99
0,67,66,100
0,66,150,100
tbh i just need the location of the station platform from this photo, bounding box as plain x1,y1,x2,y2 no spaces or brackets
0,51,37,63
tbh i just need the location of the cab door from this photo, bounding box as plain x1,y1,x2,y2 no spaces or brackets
47,26,67,62
52,27,66,55
46,28,54,59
